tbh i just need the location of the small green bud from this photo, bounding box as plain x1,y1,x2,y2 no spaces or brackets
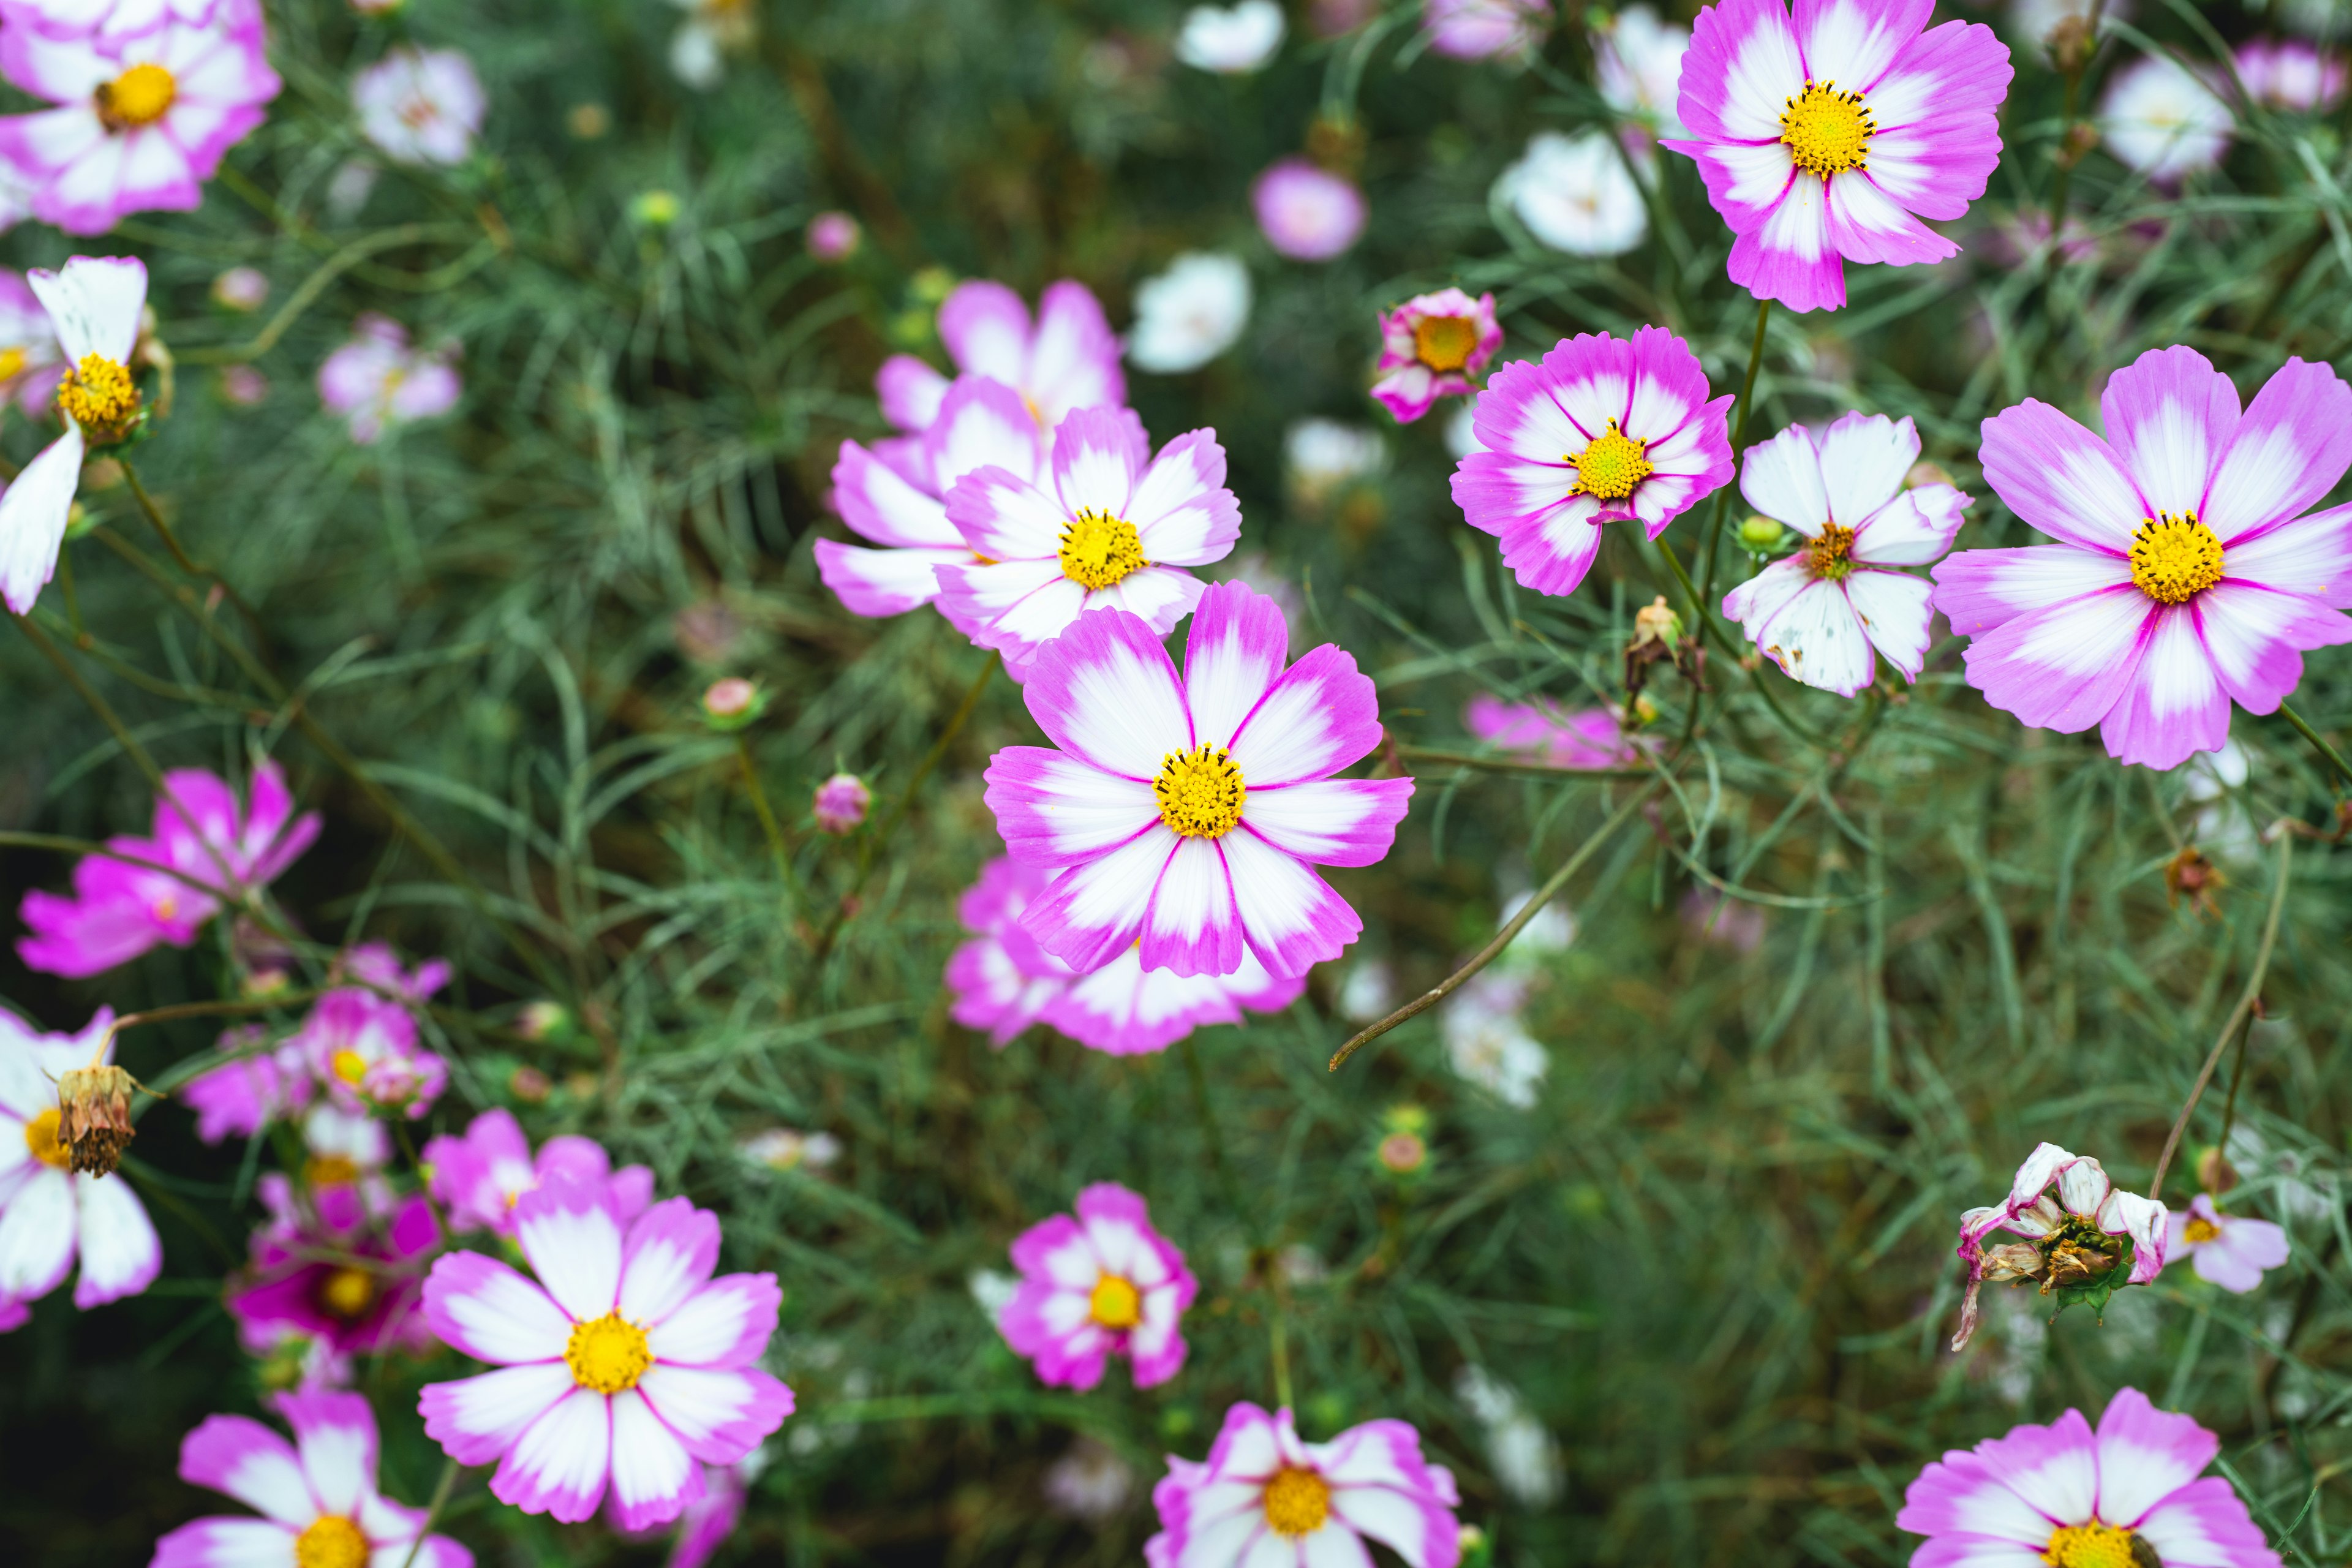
630,189,681,228
1737,514,1785,550
701,677,767,731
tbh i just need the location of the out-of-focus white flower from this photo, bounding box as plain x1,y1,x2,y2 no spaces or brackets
2280,0,2349,42
352,47,484,167
1218,552,1305,644
740,1126,843,1172
326,160,379,219
1594,6,1689,143
1044,1436,1136,1521
1499,886,1575,958
211,266,269,312
2175,741,2260,867
968,1267,1020,1319
1126,252,1251,373
1455,1366,1564,1506
1442,972,1547,1107
1501,130,1648,256
2100,55,2234,181
1284,417,1387,510
1175,2,1286,73
2009,0,2130,48
1445,398,1482,458
2226,1126,2335,1223
1338,959,1395,1023
667,0,758,88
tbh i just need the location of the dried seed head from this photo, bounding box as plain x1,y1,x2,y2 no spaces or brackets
55,1064,138,1177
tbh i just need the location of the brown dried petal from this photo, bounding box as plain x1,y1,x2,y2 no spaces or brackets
56,1065,136,1178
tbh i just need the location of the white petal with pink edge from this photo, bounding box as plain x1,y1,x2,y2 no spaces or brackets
1843,568,1936,680
514,1199,624,1324
986,750,1160,864
421,1362,575,1466
607,1389,698,1530
1024,826,1177,971
1223,827,1358,976
1815,414,1915,527
497,1385,611,1521
1752,576,1875,695
1241,779,1413,868
1852,485,1966,566
2098,346,2237,521
1141,834,1243,977
1229,647,1377,789
1740,424,1829,531
1027,616,1192,777
71,1169,161,1306
2222,506,2352,605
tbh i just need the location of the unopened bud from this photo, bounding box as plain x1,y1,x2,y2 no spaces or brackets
516,1000,570,1042
211,266,270,312
1630,693,1659,726
630,189,681,228
56,1064,138,1177
1376,1129,1428,1176
701,677,767,731
510,1066,554,1104
910,266,957,306
1736,514,1784,550
806,211,861,262
1905,460,1954,490
813,773,871,835
2196,1145,2239,1196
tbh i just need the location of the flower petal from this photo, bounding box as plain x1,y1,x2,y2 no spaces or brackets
1241,778,1414,868
491,1385,611,1523
606,1389,699,1532
1021,605,1193,777
2098,345,2239,523
1020,824,1178,973
1229,644,1382,790
423,1249,573,1365
644,1273,781,1369
419,1362,576,1468
1978,399,2142,554
1222,826,1360,978
178,1414,315,1525
2091,1388,2218,1529
636,1364,795,1465
2203,357,2352,544
617,1198,720,1328
984,747,1159,867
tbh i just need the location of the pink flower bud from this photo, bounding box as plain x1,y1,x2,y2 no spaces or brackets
704,677,756,717
807,211,862,262
813,773,870,835
212,266,270,312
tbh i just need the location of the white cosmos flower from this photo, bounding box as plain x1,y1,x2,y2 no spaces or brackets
1441,972,1547,1107
2100,55,2234,181
1455,1366,1564,1507
1594,6,1690,140
666,0,757,89
1284,417,1386,508
1501,130,1648,257
1175,1,1286,73
1126,252,1251,374
352,47,486,167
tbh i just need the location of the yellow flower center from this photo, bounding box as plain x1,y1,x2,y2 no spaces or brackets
1264,1467,1331,1537
293,1515,369,1568
2043,1521,2156,1568
2130,513,2224,605
58,353,140,435
1058,508,1148,590
1781,79,1875,178
1154,745,1246,839
96,63,177,130
316,1267,377,1321
1413,314,1480,373
2184,1215,2222,1244
1567,420,1653,502
1806,521,1858,581
304,1155,361,1188
23,1108,71,1170
330,1049,369,1086
565,1311,653,1394
0,346,26,382
1088,1273,1142,1330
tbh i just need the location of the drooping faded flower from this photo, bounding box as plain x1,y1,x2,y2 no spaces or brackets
2165,1193,2289,1294
352,45,484,166
1371,288,1501,424
1932,347,2352,770
876,278,1125,436
2100,54,2233,181
423,1108,654,1239
999,1182,1195,1390
1950,1143,2168,1352
1252,158,1366,261
984,582,1414,978
318,314,461,444
1663,0,2014,312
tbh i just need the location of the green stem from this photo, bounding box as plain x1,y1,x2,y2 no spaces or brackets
1693,298,1773,616
1181,1036,1291,1409
117,458,269,651
735,733,797,894
2278,699,2352,787
396,1457,462,1568
1392,745,1651,780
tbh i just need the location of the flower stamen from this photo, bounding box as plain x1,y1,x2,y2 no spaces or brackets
293,1516,369,1568
2043,1520,2160,1568
1264,1467,1331,1537
1806,521,1858,581
1057,508,1147,590
58,353,141,437
1088,1273,1142,1330
1153,746,1246,838
96,63,176,131
1413,314,1480,373
2128,512,2223,604
1781,79,1875,178
23,1108,71,1170
564,1311,653,1394
1566,419,1653,502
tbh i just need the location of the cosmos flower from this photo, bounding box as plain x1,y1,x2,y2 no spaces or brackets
1501,129,1649,256
0,1006,159,1327
1252,159,1366,261
1,0,223,47
181,1025,314,1144
295,979,448,1120
1045,1436,1137,1522
875,279,1125,436
1450,326,1735,598
1441,971,1548,1108
1126,253,1252,375
1464,694,1647,768
939,405,1242,673
423,1109,655,1238
156,1392,473,1568
2099,55,2233,181
1175,2,1287,73
1950,1143,2168,1352
1931,347,2352,770
2165,1194,2290,1293
1371,288,1501,424
226,1174,439,1372
1455,1366,1563,1507
947,855,1303,1055
418,1179,794,1528
812,773,870,834
0,2,281,235
0,270,61,415
998,1182,1196,1390
608,1455,761,1568
1663,0,2014,313
17,757,321,977
1423,0,1549,61
1898,1387,2282,1568
1722,412,1969,695
2234,37,2345,111
805,210,860,261
1596,4,1692,157
351,45,484,166
317,313,461,444
665,0,756,89
737,1127,842,1173
1284,418,1387,512
984,581,1414,978
1146,1403,1462,1568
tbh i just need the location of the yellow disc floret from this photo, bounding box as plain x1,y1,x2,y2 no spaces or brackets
1413,314,1480,373
2129,513,2224,604
1781,79,1875,178
2184,1215,2222,1243
330,1049,369,1086
58,353,140,436
1805,521,1858,581
1058,508,1148,590
2043,1521,2153,1568
1088,1273,1142,1330
1567,420,1654,502
1263,1467,1332,1537
317,1267,377,1321
1153,745,1246,839
293,1516,370,1568
96,62,177,130
565,1311,654,1394
23,1108,71,1170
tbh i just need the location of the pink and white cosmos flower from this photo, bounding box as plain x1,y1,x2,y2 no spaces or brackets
351,46,485,167
1146,1402,1462,1568
984,581,1414,978
2234,38,2346,112
0,1005,159,1327
424,1108,655,1238
2166,1193,2290,1294
1898,1387,2282,1568
295,981,448,1120
1371,288,1501,424
1465,695,1648,768
317,314,462,444
1251,159,1366,262
0,1,280,236
419,1178,793,1529
1932,347,2352,770
948,855,1303,1054
225,1175,439,1378
998,1182,1195,1390
1423,0,1548,60
876,278,1125,436
1,0,223,45
940,406,1241,673
1950,1142,2168,1352
1723,412,1969,695
156,1392,473,1568
1664,0,2013,312
1450,327,1734,597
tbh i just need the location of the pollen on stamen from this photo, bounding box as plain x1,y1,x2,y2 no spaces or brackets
1566,420,1654,502
2128,511,2223,604
1780,79,1876,179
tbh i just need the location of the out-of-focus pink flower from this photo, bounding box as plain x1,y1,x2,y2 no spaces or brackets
2234,37,2346,111
1,0,222,46
1371,288,1500,424
1680,888,1765,952
813,773,870,834
1310,0,1379,37
352,45,483,166
211,265,269,312
1988,208,2100,267
423,1107,654,1238
2165,1193,2290,1292
1424,0,1548,60
1465,695,1646,769
0,271,61,417
18,761,320,978
1950,1143,2169,1351
2100,55,2233,182
609,1458,759,1568
1252,158,1366,260
182,1025,313,1142
318,313,461,443
704,676,757,717
228,1175,440,1372
876,279,1124,436
999,1183,1196,1390
220,364,268,405
807,210,861,261
295,962,451,1120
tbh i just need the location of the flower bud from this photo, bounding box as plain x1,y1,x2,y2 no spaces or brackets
2165,845,2224,916
1375,1129,1428,1177
212,266,270,312
1736,514,1784,550
509,1065,554,1104
630,189,681,228
1904,459,1954,490
55,1064,137,1177
807,211,861,262
701,677,767,731
516,1000,571,1042
813,773,871,835
2195,1145,2239,1196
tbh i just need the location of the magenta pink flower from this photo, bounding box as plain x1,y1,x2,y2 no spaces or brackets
947,856,1303,1054
295,978,448,1121
813,772,870,834
1932,347,2352,769
1252,158,1366,261
419,1180,793,1528
1465,694,1647,768
1000,1183,1195,1390
875,277,1124,436
1898,1387,2280,1568
1423,0,1548,60
17,761,320,978
1371,288,1501,424
423,1109,654,1238
227,1175,440,1370
318,313,461,443
1145,1402,1462,1568
156,1392,472,1568
608,1459,753,1568
2234,37,2346,112
1662,0,2013,312
984,582,1414,978
0,1,281,235
806,209,861,260
181,1025,312,1143
1950,1143,2168,1352
1451,328,1735,598
2166,1193,2289,1294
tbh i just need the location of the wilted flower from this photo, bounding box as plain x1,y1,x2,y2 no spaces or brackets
2100,55,2233,181
1424,0,1548,61
1371,289,1501,424
1175,2,1287,73
999,1182,1196,1390
1501,130,1648,256
352,46,484,166
318,313,461,444
1127,252,1251,374
813,772,871,834
2234,38,2346,111
1253,159,1366,261
0,1006,160,1324
1441,971,1547,1107
2164,845,2225,916
806,209,861,261
1950,1143,2169,1351
211,265,269,312
2165,1193,2288,1293
52,1061,136,1177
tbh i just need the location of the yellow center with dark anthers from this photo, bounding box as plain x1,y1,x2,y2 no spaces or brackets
96,63,176,130
565,1311,653,1394
58,353,139,435
1413,314,1480,373
2043,1520,2158,1568
2184,1215,2222,1244
1057,508,1147,590
293,1516,369,1568
2130,513,2224,604
1153,746,1246,838
1806,521,1858,581
1088,1273,1142,1330
1781,79,1875,178
1263,1468,1332,1537
1567,420,1653,502
316,1266,377,1321
23,1108,70,1170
